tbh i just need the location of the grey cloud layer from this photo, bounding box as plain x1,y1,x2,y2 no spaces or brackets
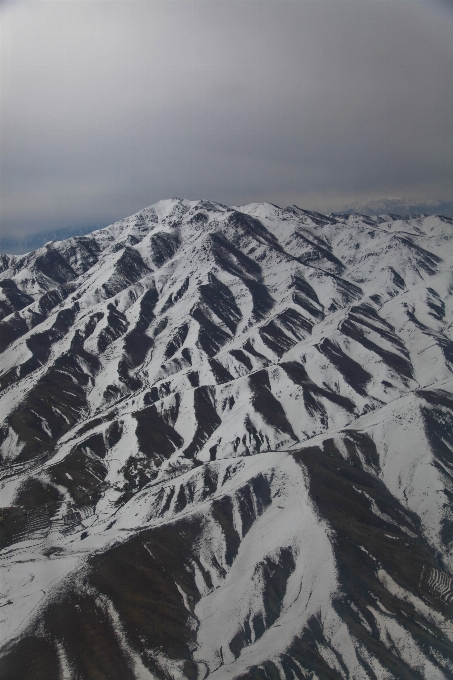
1,0,452,238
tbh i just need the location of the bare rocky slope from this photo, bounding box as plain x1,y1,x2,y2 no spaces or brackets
0,199,453,679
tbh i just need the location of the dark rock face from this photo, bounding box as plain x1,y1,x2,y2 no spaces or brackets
0,199,453,679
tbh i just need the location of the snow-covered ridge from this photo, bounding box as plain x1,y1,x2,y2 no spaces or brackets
0,199,453,679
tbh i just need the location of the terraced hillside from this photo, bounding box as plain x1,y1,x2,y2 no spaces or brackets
0,198,453,679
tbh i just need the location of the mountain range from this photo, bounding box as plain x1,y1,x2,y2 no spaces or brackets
2,198,453,256
0,198,452,679
334,198,453,219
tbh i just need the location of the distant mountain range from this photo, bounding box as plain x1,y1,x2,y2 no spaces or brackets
334,197,453,218
0,223,104,255
0,199,453,679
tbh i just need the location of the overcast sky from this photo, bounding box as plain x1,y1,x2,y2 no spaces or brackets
1,0,452,239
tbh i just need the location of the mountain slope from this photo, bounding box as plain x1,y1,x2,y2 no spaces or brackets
0,199,453,679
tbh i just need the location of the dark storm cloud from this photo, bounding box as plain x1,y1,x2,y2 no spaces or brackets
1,0,452,239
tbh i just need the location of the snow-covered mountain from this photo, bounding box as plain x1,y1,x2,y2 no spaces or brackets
1,198,453,679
